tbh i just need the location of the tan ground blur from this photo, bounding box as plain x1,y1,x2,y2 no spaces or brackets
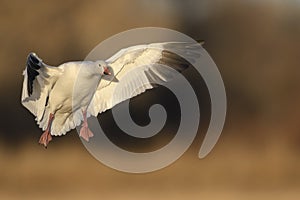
1,126,300,200
1,0,300,199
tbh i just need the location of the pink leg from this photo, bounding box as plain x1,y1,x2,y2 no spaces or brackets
39,113,54,148
79,110,94,142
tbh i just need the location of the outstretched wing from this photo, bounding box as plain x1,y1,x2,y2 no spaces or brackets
21,53,62,122
88,41,203,116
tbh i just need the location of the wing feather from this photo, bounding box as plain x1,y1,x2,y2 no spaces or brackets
88,42,203,116
21,53,62,122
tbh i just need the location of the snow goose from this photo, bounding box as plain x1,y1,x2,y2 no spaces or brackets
21,41,203,147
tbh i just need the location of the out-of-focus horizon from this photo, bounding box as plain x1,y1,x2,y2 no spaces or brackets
1,0,300,199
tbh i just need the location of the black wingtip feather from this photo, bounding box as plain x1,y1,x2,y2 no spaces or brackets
159,50,191,72
196,39,205,45
26,53,42,96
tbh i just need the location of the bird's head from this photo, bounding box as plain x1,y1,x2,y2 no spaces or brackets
95,60,111,76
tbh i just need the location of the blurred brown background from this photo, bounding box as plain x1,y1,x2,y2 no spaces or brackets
1,0,300,199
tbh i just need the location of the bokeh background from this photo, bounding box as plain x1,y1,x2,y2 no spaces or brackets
1,0,300,199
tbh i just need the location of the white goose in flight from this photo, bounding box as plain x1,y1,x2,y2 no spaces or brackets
21,41,203,147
